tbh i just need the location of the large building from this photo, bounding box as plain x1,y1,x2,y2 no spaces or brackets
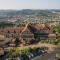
0,23,56,46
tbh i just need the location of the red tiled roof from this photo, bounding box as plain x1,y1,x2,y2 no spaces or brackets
0,27,24,33
0,24,51,35
34,24,51,30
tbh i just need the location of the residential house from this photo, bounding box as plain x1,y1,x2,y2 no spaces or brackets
21,24,34,44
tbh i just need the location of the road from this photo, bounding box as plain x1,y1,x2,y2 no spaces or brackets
31,52,56,60
0,43,58,60
31,48,60,60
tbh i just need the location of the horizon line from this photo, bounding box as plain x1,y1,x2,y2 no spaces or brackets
0,8,60,10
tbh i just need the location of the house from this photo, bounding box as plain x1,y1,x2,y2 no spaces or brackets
0,48,4,56
21,23,53,43
0,38,12,47
0,23,56,45
48,34,56,43
28,23,52,40
0,27,24,38
21,23,34,44
34,31,49,40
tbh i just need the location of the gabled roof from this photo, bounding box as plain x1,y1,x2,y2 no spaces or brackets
21,23,51,35
21,23,34,34
0,27,24,33
35,24,51,30
0,23,51,35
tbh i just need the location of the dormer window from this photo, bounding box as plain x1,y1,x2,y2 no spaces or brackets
14,30,16,33
7,31,10,33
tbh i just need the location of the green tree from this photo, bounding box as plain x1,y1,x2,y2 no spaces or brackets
15,37,20,47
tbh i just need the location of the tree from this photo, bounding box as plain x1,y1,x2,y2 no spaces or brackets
53,26,60,34
15,37,20,47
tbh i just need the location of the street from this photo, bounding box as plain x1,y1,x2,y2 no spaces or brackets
31,48,60,60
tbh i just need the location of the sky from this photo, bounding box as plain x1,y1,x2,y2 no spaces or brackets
0,0,60,10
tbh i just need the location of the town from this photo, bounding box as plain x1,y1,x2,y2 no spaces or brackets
0,9,60,60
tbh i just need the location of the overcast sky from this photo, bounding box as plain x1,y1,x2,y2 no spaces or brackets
0,0,60,10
